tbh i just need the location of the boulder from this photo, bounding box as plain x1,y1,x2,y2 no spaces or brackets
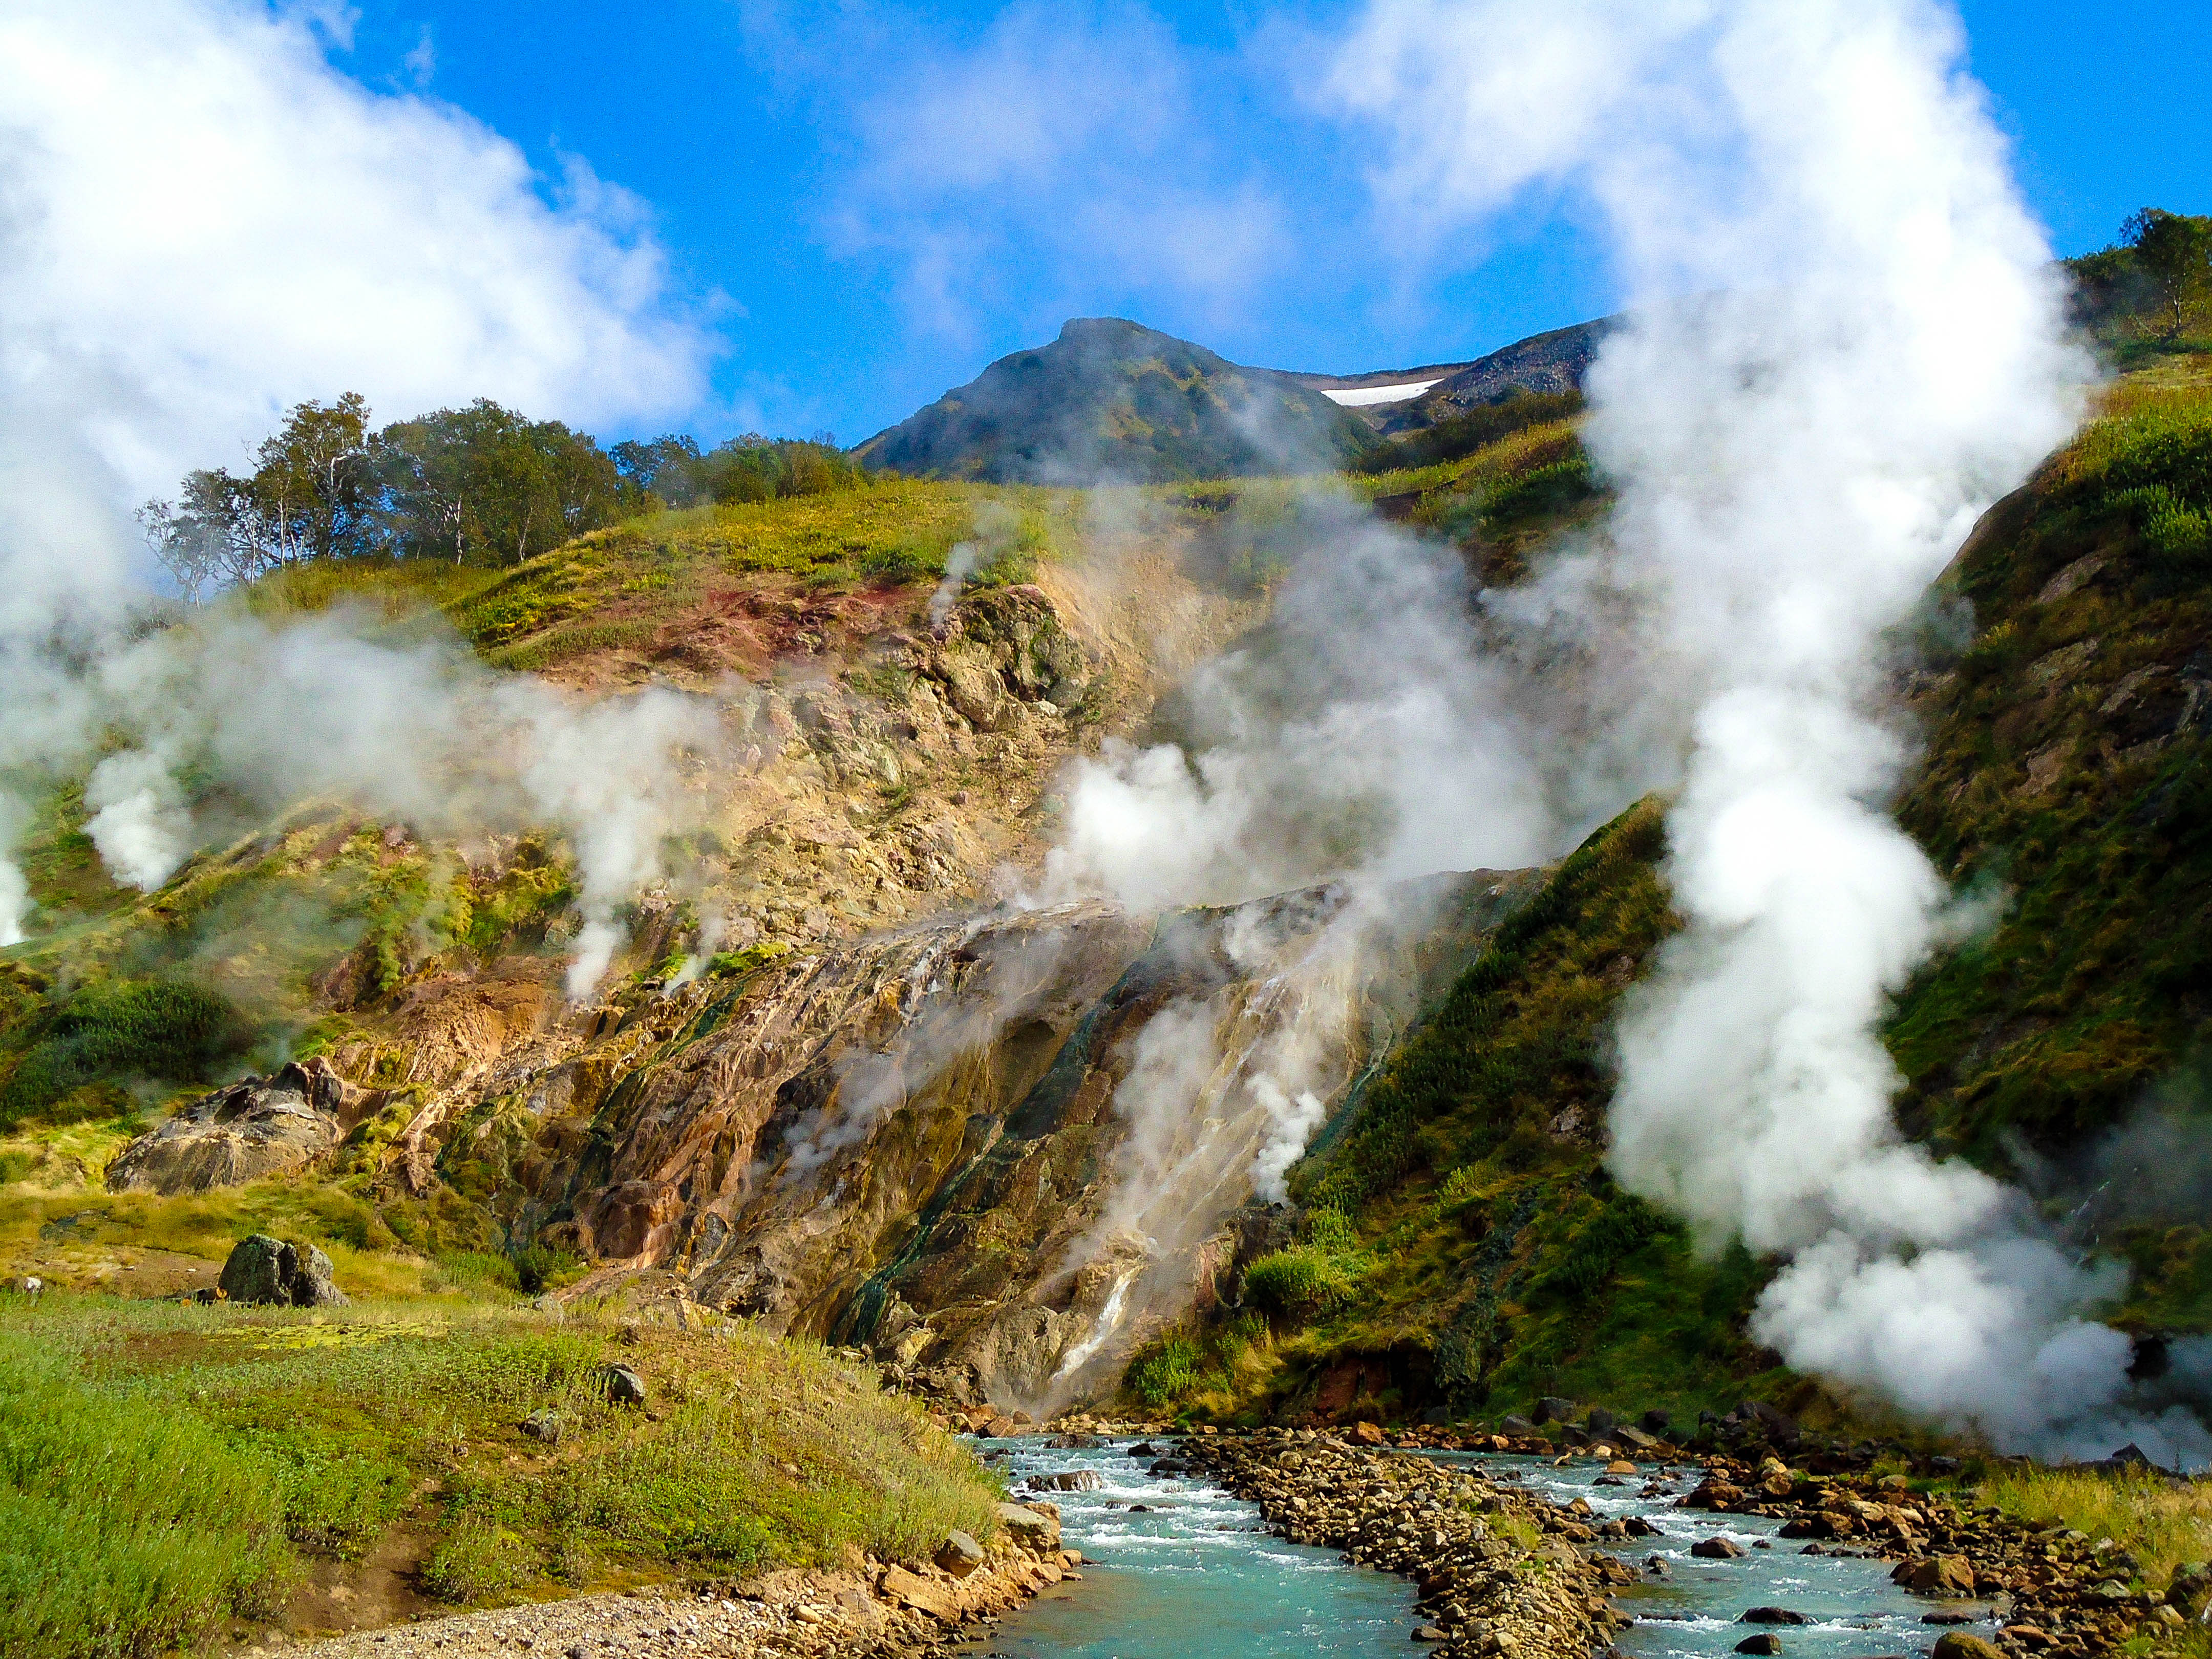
1587,1408,1618,1434
1734,1637,1782,1656
1897,1555,1975,1596
521,1409,564,1445
1499,1415,1537,1436
880,1564,961,1623
1534,1397,1578,1426
1028,1470,1103,1492
2166,1562,2211,1619
934,1530,985,1577
600,1364,649,1404
1741,1609,1809,1625
997,1501,1061,1555
1931,1636,2004,1659
108,1060,358,1195
1693,1537,1747,1559
1640,1408,1673,1433
218,1235,349,1307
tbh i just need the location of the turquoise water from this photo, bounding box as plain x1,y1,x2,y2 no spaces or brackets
974,1437,2010,1658
1433,1454,2000,1659
962,1436,1421,1658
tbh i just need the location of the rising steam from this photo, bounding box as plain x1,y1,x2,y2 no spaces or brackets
1331,0,2188,1456
0,0,714,996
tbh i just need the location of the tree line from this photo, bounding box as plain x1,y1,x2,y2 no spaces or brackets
2071,206,2212,344
140,395,865,599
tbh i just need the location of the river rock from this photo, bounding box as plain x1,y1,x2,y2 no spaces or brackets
1931,1635,2004,1659
1734,1636,1782,1655
934,1530,985,1577
1693,1537,1747,1559
1029,1469,1103,1492
1741,1608,1809,1624
218,1235,349,1307
998,1502,1060,1554
1534,1396,1578,1425
1896,1554,1975,1595
107,1059,358,1195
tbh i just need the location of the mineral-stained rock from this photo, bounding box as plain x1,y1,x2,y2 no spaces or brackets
107,1059,361,1195
1895,1555,1975,1596
879,1564,961,1623
218,1235,350,1307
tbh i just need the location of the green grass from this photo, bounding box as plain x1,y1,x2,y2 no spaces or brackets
0,1293,1002,1654
1977,1464,2212,1590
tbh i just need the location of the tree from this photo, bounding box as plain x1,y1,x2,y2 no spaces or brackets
2122,208,2212,342
249,393,376,561
372,400,638,565
138,469,262,601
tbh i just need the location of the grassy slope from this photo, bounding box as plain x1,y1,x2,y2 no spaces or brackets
1887,352,2212,1333
0,1292,997,1658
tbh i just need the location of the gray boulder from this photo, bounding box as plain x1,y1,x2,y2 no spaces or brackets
219,1235,350,1307
108,1060,357,1195
934,1530,985,1577
600,1364,648,1404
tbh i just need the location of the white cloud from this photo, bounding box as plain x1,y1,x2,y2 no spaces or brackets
751,1,1291,340
0,0,712,555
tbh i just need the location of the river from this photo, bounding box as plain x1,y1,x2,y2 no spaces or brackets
965,1436,1996,1658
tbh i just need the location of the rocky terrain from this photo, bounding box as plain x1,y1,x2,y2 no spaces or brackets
1186,1430,1622,1658
295,1506,1080,1659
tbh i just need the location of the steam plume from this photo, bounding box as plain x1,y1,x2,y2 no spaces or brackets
1333,0,2184,1455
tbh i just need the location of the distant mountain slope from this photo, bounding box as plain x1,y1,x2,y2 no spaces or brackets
1369,318,1611,435
854,317,1372,484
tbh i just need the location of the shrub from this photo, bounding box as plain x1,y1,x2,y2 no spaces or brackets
1480,455,1599,526
1352,391,1585,475
0,977,248,1129
1242,1248,1352,1321
422,1516,526,1603
1125,1335,1204,1411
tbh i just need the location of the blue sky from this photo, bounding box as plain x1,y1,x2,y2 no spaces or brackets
322,0,2209,448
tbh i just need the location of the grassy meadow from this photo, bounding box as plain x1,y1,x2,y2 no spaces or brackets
0,1289,1001,1658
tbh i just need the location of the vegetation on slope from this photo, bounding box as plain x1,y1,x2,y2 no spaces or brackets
1886,351,2212,1333
1125,801,1795,1428
0,1292,997,1657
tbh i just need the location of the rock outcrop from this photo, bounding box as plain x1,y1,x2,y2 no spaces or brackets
472,869,1529,1413
107,1059,364,1195
219,1234,349,1306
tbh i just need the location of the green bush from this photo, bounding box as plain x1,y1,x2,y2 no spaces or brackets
1352,391,1585,475
422,1517,526,1603
1242,1248,1352,1320
1125,1335,1204,1412
0,1150,31,1184
0,977,248,1129
1480,455,1599,527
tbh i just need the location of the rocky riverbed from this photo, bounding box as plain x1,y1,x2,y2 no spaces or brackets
1181,1430,1623,1658
1168,1424,2201,1659
297,1505,1080,1659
